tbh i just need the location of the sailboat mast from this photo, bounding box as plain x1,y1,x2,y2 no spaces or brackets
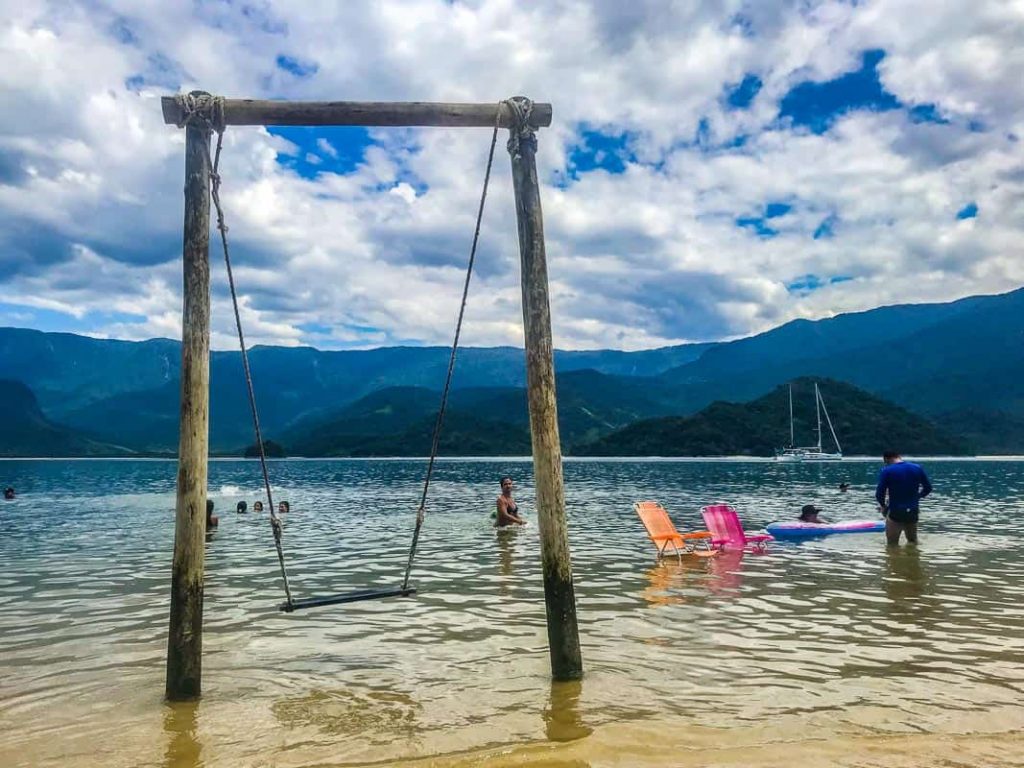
789,384,794,447
819,387,843,454
815,382,822,452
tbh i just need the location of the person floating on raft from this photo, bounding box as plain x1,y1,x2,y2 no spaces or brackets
798,504,826,524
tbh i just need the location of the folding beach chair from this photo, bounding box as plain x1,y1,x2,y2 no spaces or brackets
634,501,717,562
700,503,773,551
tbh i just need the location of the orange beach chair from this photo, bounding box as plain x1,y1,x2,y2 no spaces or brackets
634,501,717,561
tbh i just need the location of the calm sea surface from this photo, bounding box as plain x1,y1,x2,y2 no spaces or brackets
1,457,1023,767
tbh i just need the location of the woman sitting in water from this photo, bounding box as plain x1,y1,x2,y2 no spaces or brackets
798,504,826,524
253,500,264,513
496,476,526,527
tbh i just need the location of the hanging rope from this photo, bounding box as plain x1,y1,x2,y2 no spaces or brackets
176,92,504,605
178,92,295,610
400,103,503,591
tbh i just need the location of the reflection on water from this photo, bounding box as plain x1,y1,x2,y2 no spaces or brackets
163,702,202,768
2,458,1024,766
706,549,746,595
544,680,592,743
883,545,929,601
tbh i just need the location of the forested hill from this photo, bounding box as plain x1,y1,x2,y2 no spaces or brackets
576,378,970,457
0,379,129,457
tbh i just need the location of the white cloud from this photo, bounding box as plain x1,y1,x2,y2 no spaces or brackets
0,0,1022,351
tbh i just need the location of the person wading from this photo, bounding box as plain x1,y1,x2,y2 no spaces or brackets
875,449,932,546
495,476,526,528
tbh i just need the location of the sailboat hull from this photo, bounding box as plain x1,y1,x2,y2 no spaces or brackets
774,449,843,462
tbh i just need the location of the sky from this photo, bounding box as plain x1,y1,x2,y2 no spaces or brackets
0,1,1022,351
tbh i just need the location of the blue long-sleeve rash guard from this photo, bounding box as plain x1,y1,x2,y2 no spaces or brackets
875,461,932,512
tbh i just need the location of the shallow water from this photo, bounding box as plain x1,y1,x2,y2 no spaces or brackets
1,457,1023,766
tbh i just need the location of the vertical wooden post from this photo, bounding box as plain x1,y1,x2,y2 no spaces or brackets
507,97,583,681
166,94,213,700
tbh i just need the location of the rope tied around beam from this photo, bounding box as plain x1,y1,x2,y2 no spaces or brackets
174,92,226,133
504,96,536,159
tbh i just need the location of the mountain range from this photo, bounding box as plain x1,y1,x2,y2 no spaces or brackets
1,286,1021,456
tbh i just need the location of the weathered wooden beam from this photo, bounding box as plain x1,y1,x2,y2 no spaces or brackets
161,97,552,129
166,99,213,701
508,105,583,682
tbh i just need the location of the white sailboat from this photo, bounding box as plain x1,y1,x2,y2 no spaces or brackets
774,382,843,462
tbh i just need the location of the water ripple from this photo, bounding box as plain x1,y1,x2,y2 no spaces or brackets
1,458,1024,766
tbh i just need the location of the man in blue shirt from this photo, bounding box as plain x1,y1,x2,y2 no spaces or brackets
875,450,932,545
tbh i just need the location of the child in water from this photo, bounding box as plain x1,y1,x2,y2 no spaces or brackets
206,499,219,528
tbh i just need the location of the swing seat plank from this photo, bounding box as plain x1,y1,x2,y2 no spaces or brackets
280,586,417,612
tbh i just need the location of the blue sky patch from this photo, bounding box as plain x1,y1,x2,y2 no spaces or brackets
567,128,637,176
276,54,318,78
957,202,978,220
787,274,853,294
736,216,778,238
813,214,837,240
736,202,793,238
908,104,949,124
268,126,373,178
0,303,146,333
108,17,138,45
725,74,762,109
779,49,900,133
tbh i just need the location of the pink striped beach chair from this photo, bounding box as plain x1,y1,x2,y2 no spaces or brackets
701,504,773,551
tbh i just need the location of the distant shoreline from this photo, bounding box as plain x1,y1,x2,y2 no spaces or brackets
2,454,1023,462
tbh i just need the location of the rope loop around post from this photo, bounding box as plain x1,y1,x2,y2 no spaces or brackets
504,96,536,159
174,91,226,134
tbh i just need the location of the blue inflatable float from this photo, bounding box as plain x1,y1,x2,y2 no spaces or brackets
765,519,886,539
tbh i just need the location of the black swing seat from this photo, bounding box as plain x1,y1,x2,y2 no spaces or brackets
280,586,417,612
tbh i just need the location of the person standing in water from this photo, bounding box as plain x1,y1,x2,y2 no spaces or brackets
496,476,526,527
876,450,932,546
206,499,219,529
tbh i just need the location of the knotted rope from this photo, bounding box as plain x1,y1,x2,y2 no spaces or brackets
504,96,536,158
173,92,225,133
